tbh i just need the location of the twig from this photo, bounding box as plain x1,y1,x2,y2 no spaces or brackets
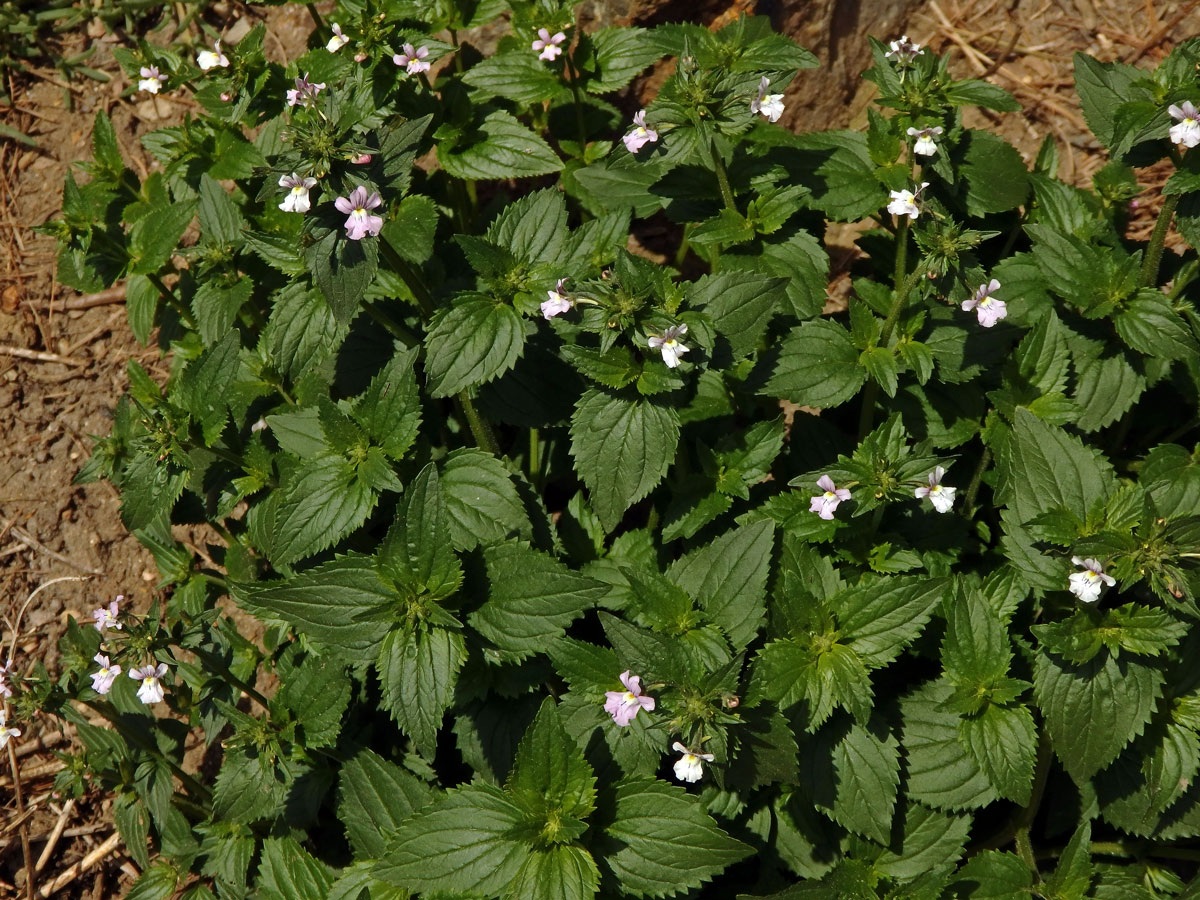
6,734,35,899
0,522,102,577
1125,0,1198,63
0,347,86,367
37,832,121,899
42,286,125,312
35,800,75,872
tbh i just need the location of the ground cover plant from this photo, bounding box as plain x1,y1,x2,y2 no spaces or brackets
5,1,1200,897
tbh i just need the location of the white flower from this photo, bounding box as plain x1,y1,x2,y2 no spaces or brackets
907,125,943,156
885,34,924,63
196,40,229,71
1168,102,1200,149
1068,556,1115,604
138,65,167,94
0,710,19,750
541,279,573,319
129,663,169,705
278,173,317,213
914,466,955,513
327,23,349,53
887,182,928,219
750,76,785,123
648,324,689,368
672,742,714,783
90,654,121,695
962,278,1007,327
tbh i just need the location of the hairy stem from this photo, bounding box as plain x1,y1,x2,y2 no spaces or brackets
6,722,35,900
379,237,435,320
304,2,324,29
857,263,928,440
1140,192,1180,288
710,139,737,212
893,216,909,292
528,427,541,488
1012,726,1053,878
963,446,993,516
455,393,501,456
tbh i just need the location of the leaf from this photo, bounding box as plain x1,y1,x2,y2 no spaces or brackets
462,52,564,105
125,274,159,346
668,520,774,650
794,131,887,221
942,591,1012,688
191,280,250,345
259,455,378,565
835,576,950,668
945,79,1020,111
378,194,438,265
127,201,196,275
471,543,606,655
439,110,563,180
440,448,530,550
378,625,467,757
486,188,568,266
1113,290,1199,361
178,330,240,445
424,294,526,397
373,783,529,895
119,451,188,531
306,228,379,325
900,680,998,813
197,173,242,245
1045,821,1093,900
872,800,971,881
570,390,680,532
507,698,596,821
958,130,1029,215
689,273,786,360
265,282,347,381
959,704,1037,805
233,555,393,660
801,716,899,844
353,346,422,460
379,463,461,600
763,320,866,409
505,845,600,900
1073,53,1144,149
256,838,334,900
583,26,662,93
951,850,1032,900
599,778,752,898
1034,648,1164,780
722,227,829,319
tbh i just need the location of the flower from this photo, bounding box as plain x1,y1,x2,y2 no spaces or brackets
541,279,573,319
0,663,11,699
887,182,929,219
92,597,123,634
914,466,955,513
623,110,658,154
196,40,229,71
326,24,349,52
0,710,19,750
349,153,372,165
604,670,656,727
138,65,167,94
907,125,943,156
1069,557,1115,604
1168,101,1200,149
334,186,384,240
885,34,924,63
648,324,690,368
90,654,121,695
278,173,317,213
809,474,852,520
286,73,325,107
532,27,566,61
750,76,785,123
672,742,715,783
129,663,169,704
962,278,1007,327
393,43,431,75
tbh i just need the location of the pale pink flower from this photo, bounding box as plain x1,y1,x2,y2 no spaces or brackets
604,670,656,727
350,153,372,165
278,173,317,213
914,466,955,513
92,597,123,634
129,663,168,705
541,279,573,319
1069,557,1115,604
672,742,714,783
0,710,19,750
623,110,658,153
750,76,785,123
393,43,430,75
196,40,229,71
90,654,121,695
334,186,384,240
885,34,924,63
809,475,851,520
962,278,1007,327
138,65,166,94
286,73,325,107
326,24,349,52
0,663,11,699
1168,101,1200,149
907,125,943,156
648,324,689,368
532,28,566,61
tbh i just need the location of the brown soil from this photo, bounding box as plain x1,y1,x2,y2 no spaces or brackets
0,0,1192,896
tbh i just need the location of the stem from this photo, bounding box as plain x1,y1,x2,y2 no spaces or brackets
963,446,993,516
364,303,420,348
190,646,271,710
893,216,909,292
148,273,197,331
1140,192,1180,288
857,263,928,440
304,2,324,29
455,392,500,456
710,139,737,212
528,427,541,487
5,719,35,900
563,55,589,152
1012,726,1054,879
379,237,435,319
449,30,463,73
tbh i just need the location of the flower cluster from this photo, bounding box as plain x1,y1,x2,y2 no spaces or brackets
85,596,171,705
811,467,958,520
604,671,716,783
286,73,325,108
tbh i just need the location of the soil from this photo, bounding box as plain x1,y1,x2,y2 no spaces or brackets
0,0,1193,896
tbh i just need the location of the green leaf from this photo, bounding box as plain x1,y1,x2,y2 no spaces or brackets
353,346,422,460
836,576,950,668
1045,821,1093,900
265,282,347,381
440,448,530,550
873,800,971,881
486,188,568,266
802,716,899,844
379,463,461,600
378,194,438,265
119,451,188,531
1034,648,1164,780
508,698,596,823
945,79,1020,111
583,26,662,93
91,110,124,175
942,591,1011,688
439,110,563,180
191,280,250,345
124,864,179,900
861,347,899,397
378,625,467,757
373,783,529,895
599,778,752,898
763,320,866,409
178,330,240,444
751,640,873,729
959,704,1037,805
958,130,1029,216
794,131,887,221
951,850,1032,900
1113,290,1200,361
722,226,829,319
900,680,998,812
668,520,774,650
1074,53,1144,149
256,838,334,900
505,845,600,900
306,228,379,325
570,390,680,531
198,173,242,245
125,274,159,346
689,273,786,360
471,543,606,655
463,52,565,105
128,200,196,275
425,294,526,398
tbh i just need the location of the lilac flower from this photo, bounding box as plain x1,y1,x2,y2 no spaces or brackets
914,466,955,513
129,663,169,705
887,182,929,219
327,23,349,52
138,65,167,94
962,278,1007,328
0,710,19,751
648,324,689,368
196,40,229,71
750,76,785,123
334,186,384,240
885,34,924,63
532,28,566,61
1069,557,1115,604
907,125,943,156
90,654,121,695
1168,101,1200,149
278,173,317,213
541,279,573,319
672,742,715,783
92,596,123,634
286,73,325,107
623,110,659,154
604,670,656,727
394,43,431,75
809,475,851,520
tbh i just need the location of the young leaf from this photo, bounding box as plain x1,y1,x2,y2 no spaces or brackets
801,716,900,844
378,463,461,600
353,346,422,460
900,680,998,813
377,625,467,758
507,698,596,823
958,704,1037,805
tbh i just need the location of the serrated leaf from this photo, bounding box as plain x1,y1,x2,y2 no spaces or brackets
425,294,526,398
836,576,950,668
505,844,600,900
958,130,1029,215
959,703,1037,805
179,330,239,444
463,51,565,104
1046,821,1093,900
900,680,998,812
440,448,530,550
378,463,461,601
508,698,596,822
763,320,866,409
486,188,568,266
802,716,899,844
259,455,378,565
256,838,334,900
128,201,195,275
354,346,421,460
439,110,563,180
197,173,242,245
951,850,1032,900
689,273,786,360
873,800,971,881
378,625,466,757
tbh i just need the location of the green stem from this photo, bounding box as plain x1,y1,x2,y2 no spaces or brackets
857,263,928,440
563,55,589,152
710,139,737,212
963,446,993,516
1012,726,1053,879
528,427,541,487
190,646,271,710
449,30,463,73
456,392,500,456
148,273,197,331
893,216,909,292
364,302,420,348
379,237,435,319
1140,192,1180,288
304,2,324,30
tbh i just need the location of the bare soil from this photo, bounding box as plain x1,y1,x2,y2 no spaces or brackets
0,0,1193,896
